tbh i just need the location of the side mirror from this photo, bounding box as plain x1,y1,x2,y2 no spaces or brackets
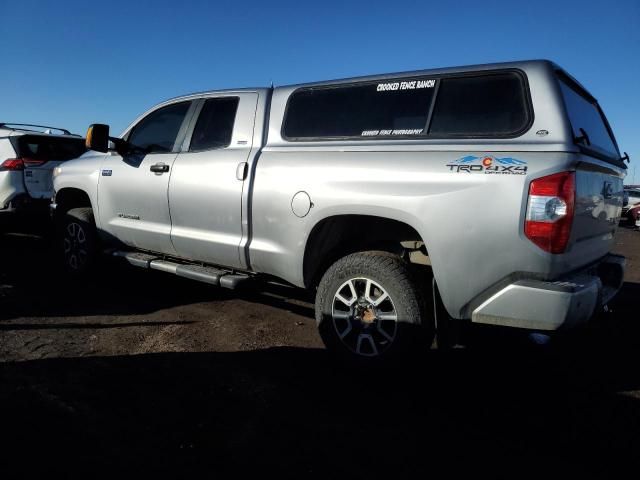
85,124,110,153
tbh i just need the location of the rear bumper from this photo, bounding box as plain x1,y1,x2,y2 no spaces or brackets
471,254,625,331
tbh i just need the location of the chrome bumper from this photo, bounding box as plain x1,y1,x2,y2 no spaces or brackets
471,254,625,331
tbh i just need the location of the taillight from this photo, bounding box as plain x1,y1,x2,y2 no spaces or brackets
524,171,575,253
0,158,25,171
0,157,46,171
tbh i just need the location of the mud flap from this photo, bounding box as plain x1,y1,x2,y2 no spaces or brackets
432,277,462,349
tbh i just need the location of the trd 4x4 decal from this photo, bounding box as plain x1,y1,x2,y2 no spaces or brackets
446,155,527,175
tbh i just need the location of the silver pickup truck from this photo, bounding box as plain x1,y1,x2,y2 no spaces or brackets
52,60,626,360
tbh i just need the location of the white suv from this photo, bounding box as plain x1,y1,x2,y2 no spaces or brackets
0,123,85,220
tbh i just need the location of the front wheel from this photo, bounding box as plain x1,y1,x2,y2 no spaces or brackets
57,207,98,276
315,252,433,362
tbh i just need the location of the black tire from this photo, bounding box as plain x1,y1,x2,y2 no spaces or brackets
57,207,98,276
315,251,433,362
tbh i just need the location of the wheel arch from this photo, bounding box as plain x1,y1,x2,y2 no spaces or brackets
302,214,429,289
54,187,94,218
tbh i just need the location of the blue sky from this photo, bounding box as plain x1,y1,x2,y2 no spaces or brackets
1,0,638,181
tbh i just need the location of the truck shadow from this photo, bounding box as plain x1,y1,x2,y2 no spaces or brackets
1,344,639,477
0,231,313,321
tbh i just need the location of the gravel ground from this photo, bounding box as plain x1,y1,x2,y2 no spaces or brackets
1,224,639,477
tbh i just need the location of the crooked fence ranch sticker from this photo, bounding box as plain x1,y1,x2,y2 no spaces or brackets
376,79,436,91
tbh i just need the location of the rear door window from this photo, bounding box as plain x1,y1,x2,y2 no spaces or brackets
428,72,529,136
283,77,438,139
128,101,191,153
189,97,239,151
557,74,619,160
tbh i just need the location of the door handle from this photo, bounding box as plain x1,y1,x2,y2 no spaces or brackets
150,163,170,173
236,162,248,181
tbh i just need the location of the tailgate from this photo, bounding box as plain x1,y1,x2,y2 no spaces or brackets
10,135,86,199
24,162,59,199
571,160,624,260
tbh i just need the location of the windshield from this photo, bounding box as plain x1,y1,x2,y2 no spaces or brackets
557,74,619,160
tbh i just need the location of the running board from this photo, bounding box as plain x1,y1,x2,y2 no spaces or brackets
112,251,251,289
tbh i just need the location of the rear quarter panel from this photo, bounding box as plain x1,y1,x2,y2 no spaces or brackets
0,138,23,208
0,171,24,208
249,149,580,318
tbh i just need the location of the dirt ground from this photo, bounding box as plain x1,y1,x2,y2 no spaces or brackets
1,222,639,477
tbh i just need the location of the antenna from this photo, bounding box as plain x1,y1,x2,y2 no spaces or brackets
270,79,274,89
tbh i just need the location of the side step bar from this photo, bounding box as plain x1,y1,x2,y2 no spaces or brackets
112,251,252,290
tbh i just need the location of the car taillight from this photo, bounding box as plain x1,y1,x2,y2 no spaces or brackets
0,158,25,171
0,157,46,171
524,171,575,254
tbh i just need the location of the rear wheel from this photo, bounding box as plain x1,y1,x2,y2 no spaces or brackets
315,252,433,362
58,207,98,276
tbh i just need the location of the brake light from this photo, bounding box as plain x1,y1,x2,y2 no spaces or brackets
0,157,46,171
22,157,47,167
0,158,24,171
524,171,575,253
